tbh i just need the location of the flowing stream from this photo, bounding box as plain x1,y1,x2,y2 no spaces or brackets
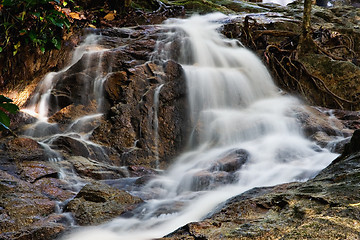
61,13,338,240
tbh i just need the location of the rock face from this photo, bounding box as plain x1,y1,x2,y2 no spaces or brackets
162,130,360,240
91,59,189,168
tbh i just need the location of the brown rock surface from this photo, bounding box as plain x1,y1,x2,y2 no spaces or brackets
0,170,70,240
65,182,143,225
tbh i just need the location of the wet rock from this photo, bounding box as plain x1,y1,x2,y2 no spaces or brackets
8,111,37,135
300,54,360,109
17,161,58,183
295,106,353,151
190,170,234,191
92,60,189,168
52,136,91,159
0,170,67,240
68,156,126,180
33,178,75,201
127,165,158,177
65,182,143,225
210,149,249,172
339,129,360,157
48,101,98,125
51,72,94,110
2,137,47,162
104,71,128,103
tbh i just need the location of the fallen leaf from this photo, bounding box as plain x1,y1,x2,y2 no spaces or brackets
88,24,96,29
69,12,82,20
104,12,116,21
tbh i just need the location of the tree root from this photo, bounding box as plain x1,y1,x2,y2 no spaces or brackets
240,15,359,110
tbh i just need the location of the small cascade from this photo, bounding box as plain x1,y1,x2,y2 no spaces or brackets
23,34,109,160
63,13,339,240
154,83,164,169
19,34,114,225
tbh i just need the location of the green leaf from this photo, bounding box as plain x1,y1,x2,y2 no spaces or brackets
48,16,64,28
0,103,19,114
0,47,3,53
0,110,10,127
0,95,14,103
63,1,67,6
40,46,45,53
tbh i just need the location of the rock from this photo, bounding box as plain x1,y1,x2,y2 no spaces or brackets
127,165,158,177
48,101,98,125
337,129,360,158
2,137,47,162
33,178,75,201
68,156,126,180
16,161,58,183
167,0,267,14
51,72,94,111
177,149,249,191
189,170,234,191
210,149,249,172
92,60,189,168
104,71,128,103
52,136,91,159
65,182,143,225
295,106,353,150
0,170,67,239
300,54,360,109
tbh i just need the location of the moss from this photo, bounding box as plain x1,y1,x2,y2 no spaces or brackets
166,0,267,14
167,0,231,13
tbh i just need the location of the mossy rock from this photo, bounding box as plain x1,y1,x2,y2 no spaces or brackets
131,0,162,11
166,0,267,14
299,54,360,109
212,0,268,13
166,0,231,13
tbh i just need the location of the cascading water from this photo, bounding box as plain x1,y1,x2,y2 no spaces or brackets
63,13,338,240
20,34,113,216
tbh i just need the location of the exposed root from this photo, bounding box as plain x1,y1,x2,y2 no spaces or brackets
238,15,360,110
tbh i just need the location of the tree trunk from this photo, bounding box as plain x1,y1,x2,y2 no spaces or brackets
297,0,317,56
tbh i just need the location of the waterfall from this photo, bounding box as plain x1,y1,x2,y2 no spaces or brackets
20,35,112,218
63,13,338,240
154,83,165,169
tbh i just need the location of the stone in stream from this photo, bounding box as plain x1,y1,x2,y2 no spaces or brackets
67,156,127,180
65,182,143,226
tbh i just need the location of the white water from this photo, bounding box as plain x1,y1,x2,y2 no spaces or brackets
63,14,338,240
154,83,165,169
21,35,113,219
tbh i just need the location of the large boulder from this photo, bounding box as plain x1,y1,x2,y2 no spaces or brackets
91,59,189,168
65,182,143,225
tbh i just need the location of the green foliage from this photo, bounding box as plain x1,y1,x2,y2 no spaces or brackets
0,0,72,54
0,95,19,131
